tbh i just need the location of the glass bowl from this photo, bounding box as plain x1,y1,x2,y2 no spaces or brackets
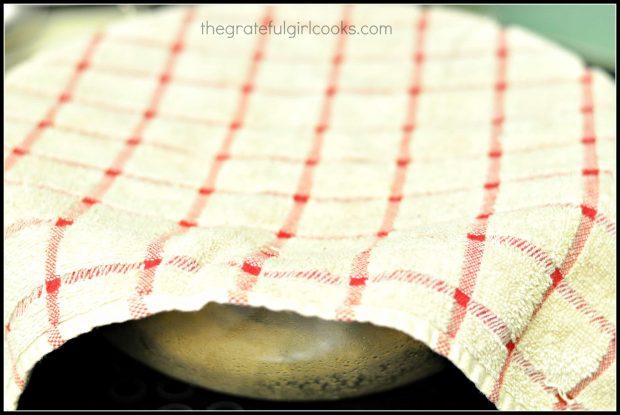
101,302,445,400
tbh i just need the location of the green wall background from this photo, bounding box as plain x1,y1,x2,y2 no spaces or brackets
453,5,615,72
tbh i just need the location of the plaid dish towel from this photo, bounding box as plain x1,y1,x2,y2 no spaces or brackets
4,5,616,410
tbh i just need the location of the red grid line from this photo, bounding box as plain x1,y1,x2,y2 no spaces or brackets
9,255,512,348
13,223,605,357
45,55,598,97
512,348,559,394
6,256,201,325
5,114,189,155
372,270,454,294
183,13,273,226
8,143,616,201
491,235,615,336
4,18,614,405
490,69,605,407
520,354,588,410
488,234,556,271
376,267,515,347
595,212,616,236
5,230,611,409
556,281,615,337
510,349,587,410
558,338,615,409
6,335,26,389
5,217,54,239
4,33,103,172
126,6,275,320
165,255,202,274
105,32,573,64
5,83,219,129
227,5,353,305
8,83,615,136
7,287,43,329
9,113,614,169
378,232,613,408
254,269,341,285
2,231,586,355
490,233,614,409
37,8,197,350
4,228,612,398
6,178,616,247
468,301,512,345
436,28,509,357
64,261,142,284
336,9,429,322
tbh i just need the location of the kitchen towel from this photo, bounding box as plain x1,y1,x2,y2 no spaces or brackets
4,4,616,410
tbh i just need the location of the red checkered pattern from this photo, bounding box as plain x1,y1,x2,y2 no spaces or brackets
3,5,616,411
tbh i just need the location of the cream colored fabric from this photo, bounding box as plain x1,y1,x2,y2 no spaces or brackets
4,5,616,410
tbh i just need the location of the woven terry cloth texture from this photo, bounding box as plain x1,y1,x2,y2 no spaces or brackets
3,4,617,410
